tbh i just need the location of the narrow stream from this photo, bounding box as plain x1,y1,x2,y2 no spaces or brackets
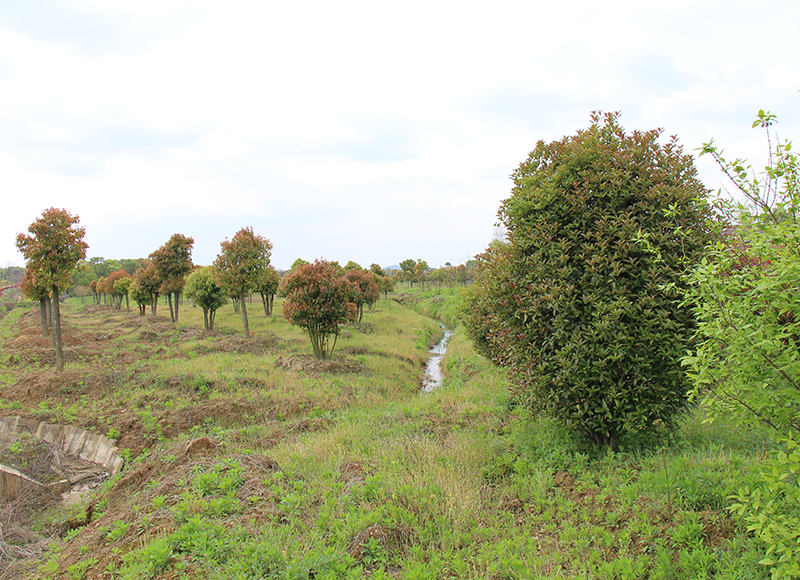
421,324,454,393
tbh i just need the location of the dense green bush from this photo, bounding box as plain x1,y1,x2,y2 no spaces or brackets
461,112,716,448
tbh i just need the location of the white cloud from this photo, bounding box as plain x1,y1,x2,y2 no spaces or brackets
2,0,799,269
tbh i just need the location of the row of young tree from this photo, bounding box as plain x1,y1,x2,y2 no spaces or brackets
458,111,799,577
397,259,478,292
17,215,470,364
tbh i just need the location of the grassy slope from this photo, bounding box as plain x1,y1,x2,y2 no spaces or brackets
0,290,773,579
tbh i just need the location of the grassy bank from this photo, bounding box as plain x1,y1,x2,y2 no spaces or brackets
0,292,773,579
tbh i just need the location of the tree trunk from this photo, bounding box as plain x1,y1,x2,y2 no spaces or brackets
261,294,269,316
167,293,175,322
209,309,216,330
51,284,65,372
125,294,130,311
203,309,209,330
240,291,250,337
174,292,181,322
151,293,159,316
39,299,50,336
269,295,274,316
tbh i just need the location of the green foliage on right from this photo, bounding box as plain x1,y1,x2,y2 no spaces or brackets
460,112,716,449
687,111,800,579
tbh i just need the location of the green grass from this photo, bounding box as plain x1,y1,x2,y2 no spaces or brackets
0,292,774,579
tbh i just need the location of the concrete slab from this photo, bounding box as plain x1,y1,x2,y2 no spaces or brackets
0,416,124,476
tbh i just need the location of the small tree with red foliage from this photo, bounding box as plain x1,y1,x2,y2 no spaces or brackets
343,268,379,323
214,227,272,337
134,262,162,315
20,269,51,336
105,270,132,310
15,208,88,371
280,260,358,359
257,265,280,317
149,234,194,323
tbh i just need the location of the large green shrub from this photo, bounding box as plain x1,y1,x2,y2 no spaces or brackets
686,111,800,579
461,112,716,448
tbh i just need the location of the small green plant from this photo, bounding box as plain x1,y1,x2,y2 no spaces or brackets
120,537,173,579
671,512,705,549
362,536,389,570
191,374,212,396
151,495,168,510
66,557,97,580
103,520,133,543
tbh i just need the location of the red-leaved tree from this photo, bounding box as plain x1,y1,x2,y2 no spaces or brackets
150,234,194,323
15,208,88,371
280,260,358,359
214,227,273,337
105,269,132,310
257,265,280,317
20,269,52,336
343,268,379,322
134,262,162,315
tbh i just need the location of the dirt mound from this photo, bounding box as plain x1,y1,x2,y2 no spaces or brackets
339,460,369,490
184,436,218,458
274,355,365,375
348,524,412,565
49,450,283,578
7,326,109,367
157,399,262,437
203,333,280,355
11,334,50,349
3,369,87,404
287,417,332,433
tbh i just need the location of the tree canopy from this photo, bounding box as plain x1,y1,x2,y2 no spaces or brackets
150,234,194,323
461,112,716,448
15,208,88,371
185,267,228,330
214,227,273,337
256,265,280,317
280,260,358,359
343,267,379,323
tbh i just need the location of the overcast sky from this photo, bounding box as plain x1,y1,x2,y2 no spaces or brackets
2,0,798,270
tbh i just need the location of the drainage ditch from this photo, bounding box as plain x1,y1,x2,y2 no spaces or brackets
421,324,454,393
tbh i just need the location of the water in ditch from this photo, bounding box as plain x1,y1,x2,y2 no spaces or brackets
421,324,454,393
